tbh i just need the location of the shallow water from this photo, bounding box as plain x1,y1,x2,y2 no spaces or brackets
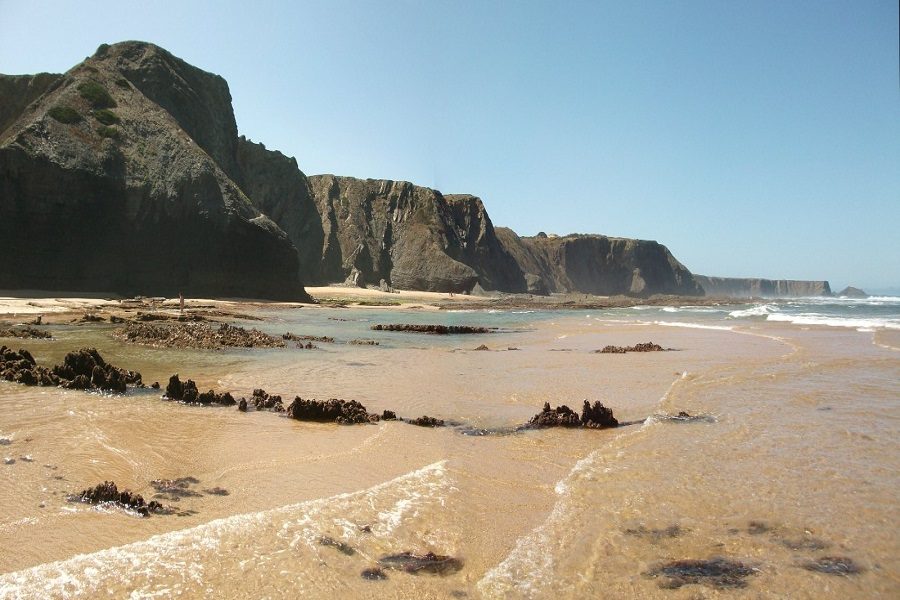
0,305,897,598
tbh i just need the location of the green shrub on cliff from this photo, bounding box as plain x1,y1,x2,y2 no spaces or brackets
95,43,111,58
48,105,82,124
115,77,131,89
93,109,120,125
78,81,117,109
96,125,121,140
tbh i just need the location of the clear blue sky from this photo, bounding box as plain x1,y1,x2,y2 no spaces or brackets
2,0,898,291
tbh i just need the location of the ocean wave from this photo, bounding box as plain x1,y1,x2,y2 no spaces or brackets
0,461,450,599
653,321,734,331
728,304,776,318
766,313,900,331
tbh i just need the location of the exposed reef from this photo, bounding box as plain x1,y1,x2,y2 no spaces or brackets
526,400,619,429
596,342,665,353
71,481,163,517
0,346,141,392
116,321,284,349
371,324,490,334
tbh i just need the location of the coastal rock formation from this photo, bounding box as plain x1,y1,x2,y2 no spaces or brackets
0,41,308,300
376,551,463,575
310,175,526,292
695,276,831,298
1,346,141,392
371,323,490,334
73,481,163,516
495,229,703,297
286,396,377,424
0,73,62,134
116,321,285,349
596,342,665,353
836,286,867,298
526,400,619,429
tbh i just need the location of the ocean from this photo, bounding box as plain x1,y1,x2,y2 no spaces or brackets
0,297,897,598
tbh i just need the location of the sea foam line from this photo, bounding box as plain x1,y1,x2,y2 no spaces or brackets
0,461,448,600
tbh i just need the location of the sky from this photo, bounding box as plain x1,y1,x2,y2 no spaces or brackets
1,0,898,291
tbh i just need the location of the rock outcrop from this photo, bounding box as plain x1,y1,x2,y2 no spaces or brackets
0,41,309,300
836,286,867,298
310,175,526,292
695,276,831,298
495,229,703,297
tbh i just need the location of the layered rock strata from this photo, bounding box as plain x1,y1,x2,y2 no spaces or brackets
695,276,831,298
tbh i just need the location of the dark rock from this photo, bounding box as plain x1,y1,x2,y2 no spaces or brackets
203,487,229,496
318,536,356,556
0,42,309,301
407,416,445,427
654,411,716,424
371,324,490,334
73,481,163,516
837,286,867,298
747,521,772,535
596,342,665,354
473,344,490,351
150,381,160,389
286,396,375,424
377,551,463,575
311,176,525,293
0,326,52,339
801,556,863,575
349,339,379,345
527,402,581,428
644,557,757,589
361,567,388,581
0,346,138,392
283,332,334,344
251,388,284,411
580,400,619,428
495,228,704,297
624,524,685,540
118,322,285,350
238,398,248,412
381,410,397,421
780,536,831,551
150,477,202,500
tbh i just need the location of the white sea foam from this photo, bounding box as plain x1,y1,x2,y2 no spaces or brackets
766,313,900,330
728,304,776,318
653,320,734,331
0,461,450,599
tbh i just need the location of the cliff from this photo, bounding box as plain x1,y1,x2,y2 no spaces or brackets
496,229,704,297
695,276,832,298
309,175,526,292
0,42,309,300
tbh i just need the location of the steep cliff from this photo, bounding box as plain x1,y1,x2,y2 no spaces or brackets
309,175,526,292
695,276,832,298
496,229,703,297
0,41,309,300
0,73,62,135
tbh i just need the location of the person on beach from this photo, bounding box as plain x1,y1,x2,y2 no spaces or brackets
179,292,184,313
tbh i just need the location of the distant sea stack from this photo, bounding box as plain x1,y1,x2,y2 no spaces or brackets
695,276,832,298
0,40,723,300
0,41,310,300
836,286,867,298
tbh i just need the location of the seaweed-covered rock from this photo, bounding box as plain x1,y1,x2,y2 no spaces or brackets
165,374,233,405
371,324,490,334
117,322,285,349
802,556,864,575
381,410,397,421
527,401,619,429
0,326,52,339
406,415,445,427
1,346,139,392
644,557,757,589
596,342,665,354
286,396,376,424
377,551,463,575
527,402,581,428
580,400,618,428
73,481,163,517
251,388,284,411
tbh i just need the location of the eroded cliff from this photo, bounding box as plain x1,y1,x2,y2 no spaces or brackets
0,41,309,300
695,276,832,298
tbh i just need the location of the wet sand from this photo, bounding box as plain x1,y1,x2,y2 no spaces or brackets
0,303,897,598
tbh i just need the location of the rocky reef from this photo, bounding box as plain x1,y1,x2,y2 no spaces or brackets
695,276,831,298
596,342,666,353
526,400,619,429
71,481,163,516
0,346,141,392
371,323,490,334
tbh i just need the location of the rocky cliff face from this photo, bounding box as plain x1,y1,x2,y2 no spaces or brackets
309,175,527,292
0,42,309,300
0,73,62,135
496,229,704,297
694,276,832,298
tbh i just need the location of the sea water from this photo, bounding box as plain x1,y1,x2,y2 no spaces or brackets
0,299,897,598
